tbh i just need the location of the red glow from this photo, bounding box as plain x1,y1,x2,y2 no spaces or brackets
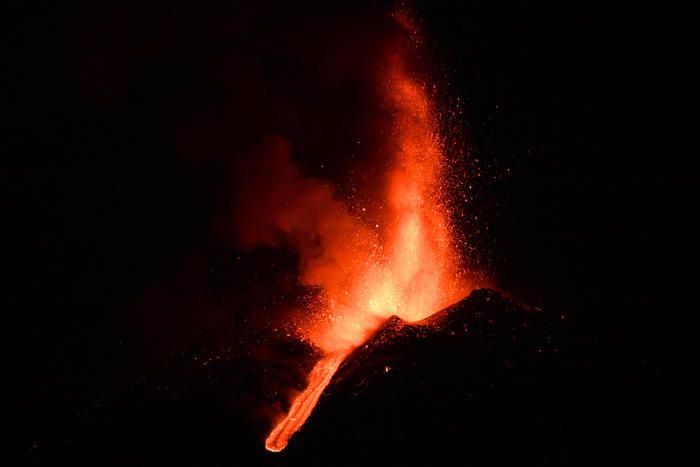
264,11,471,452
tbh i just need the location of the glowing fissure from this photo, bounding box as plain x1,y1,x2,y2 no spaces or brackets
264,12,469,452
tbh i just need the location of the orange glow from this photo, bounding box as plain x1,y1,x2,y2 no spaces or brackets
265,352,348,452
264,12,470,451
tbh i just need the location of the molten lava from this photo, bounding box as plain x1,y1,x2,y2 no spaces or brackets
265,353,347,452
264,11,470,452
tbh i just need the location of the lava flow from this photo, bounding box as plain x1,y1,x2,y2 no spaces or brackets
263,11,471,452
265,353,347,452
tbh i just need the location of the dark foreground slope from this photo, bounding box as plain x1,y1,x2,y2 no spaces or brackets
271,289,665,466
27,289,662,466
275,289,575,466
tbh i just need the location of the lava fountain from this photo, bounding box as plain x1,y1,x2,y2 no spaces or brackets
263,11,471,452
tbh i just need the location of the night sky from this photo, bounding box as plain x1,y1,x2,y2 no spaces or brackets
7,1,681,465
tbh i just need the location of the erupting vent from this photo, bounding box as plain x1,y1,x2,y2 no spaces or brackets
262,10,472,452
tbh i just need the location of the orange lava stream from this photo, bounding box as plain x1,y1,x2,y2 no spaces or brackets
264,352,348,452
265,12,470,452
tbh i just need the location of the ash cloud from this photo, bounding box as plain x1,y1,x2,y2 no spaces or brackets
233,135,378,299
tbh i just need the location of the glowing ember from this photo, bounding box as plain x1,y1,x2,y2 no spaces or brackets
264,10,470,452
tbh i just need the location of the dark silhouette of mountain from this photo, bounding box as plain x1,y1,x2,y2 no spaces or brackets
24,287,668,466
276,289,576,466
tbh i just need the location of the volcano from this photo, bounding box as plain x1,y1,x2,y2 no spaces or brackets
270,288,575,465
40,288,593,466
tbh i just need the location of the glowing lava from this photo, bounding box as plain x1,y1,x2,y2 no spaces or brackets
265,353,348,452
264,11,470,452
